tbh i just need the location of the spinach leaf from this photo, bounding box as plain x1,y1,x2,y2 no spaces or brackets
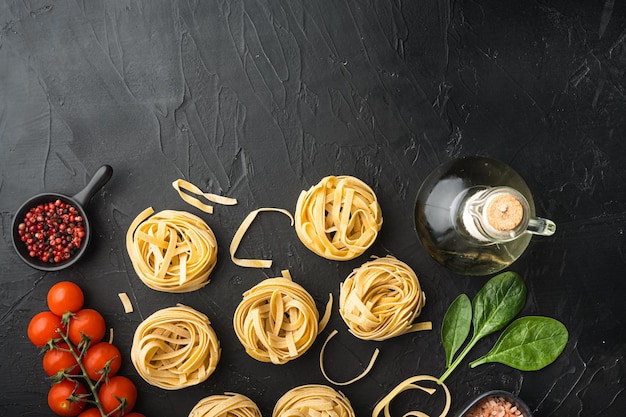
439,271,528,382
469,316,569,370
439,272,567,383
441,294,472,368
472,271,526,340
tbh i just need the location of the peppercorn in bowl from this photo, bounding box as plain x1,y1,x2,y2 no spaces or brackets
11,165,112,272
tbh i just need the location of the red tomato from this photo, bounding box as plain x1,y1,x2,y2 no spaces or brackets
48,379,87,416
83,342,122,381
98,376,137,417
68,309,106,346
77,409,102,417
48,281,84,316
28,311,64,347
43,343,79,376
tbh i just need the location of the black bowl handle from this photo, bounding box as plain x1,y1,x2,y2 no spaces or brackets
72,165,113,207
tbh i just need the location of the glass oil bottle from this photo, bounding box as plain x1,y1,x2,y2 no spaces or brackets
414,156,555,276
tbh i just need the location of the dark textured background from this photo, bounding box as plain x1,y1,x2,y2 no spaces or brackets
1,0,625,416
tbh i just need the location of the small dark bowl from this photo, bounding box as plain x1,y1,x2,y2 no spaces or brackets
455,390,533,417
11,165,113,272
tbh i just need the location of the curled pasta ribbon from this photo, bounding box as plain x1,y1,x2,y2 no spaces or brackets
172,179,237,214
319,329,380,386
294,175,382,261
233,270,332,364
230,208,295,268
273,384,356,417
339,256,431,341
131,304,221,390
372,375,451,417
188,392,262,417
126,207,217,293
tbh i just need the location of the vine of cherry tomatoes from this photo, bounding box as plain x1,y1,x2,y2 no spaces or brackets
27,281,144,417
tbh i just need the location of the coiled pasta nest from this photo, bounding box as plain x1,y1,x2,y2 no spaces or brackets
294,175,382,261
188,393,262,417
126,208,218,293
131,304,221,389
339,256,428,341
233,271,330,364
273,384,356,417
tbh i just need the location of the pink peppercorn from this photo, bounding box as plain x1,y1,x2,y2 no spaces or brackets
17,200,86,264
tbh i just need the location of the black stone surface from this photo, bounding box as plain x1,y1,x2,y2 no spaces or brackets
1,1,625,416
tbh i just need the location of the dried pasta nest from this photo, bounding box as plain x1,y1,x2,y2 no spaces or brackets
273,384,356,417
339,256,428,341
126,208,218,293
233,271,329,364
188,393,262,417
294,175,382,261
131,304,221,390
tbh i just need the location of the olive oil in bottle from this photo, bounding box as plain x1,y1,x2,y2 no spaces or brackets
414,156,555,276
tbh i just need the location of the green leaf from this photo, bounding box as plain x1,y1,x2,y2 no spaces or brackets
472,271,526,340
441,294,472,368
469,316,569,371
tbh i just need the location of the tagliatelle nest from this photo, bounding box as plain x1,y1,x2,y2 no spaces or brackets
131,304,221,390
233,270,332,365
188,393,262,417
294,175,382,261
272,384,356,417
126,208,218,293
339,256,430,341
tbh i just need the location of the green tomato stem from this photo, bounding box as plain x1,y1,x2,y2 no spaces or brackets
56,322,108,417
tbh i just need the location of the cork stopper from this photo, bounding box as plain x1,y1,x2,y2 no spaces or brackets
485,193,524,231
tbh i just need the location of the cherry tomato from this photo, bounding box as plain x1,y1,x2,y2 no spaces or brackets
28,311,64,347
98,376,137,417
83,342,122,381
68,309,106,346
48,281,84,316
77,409,102,417
43,343,79,376
48,379,87,416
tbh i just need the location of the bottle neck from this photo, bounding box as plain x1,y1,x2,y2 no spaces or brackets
459,186,530,243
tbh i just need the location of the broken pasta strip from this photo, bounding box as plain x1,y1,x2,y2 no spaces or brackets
131,304,221,390
372,375,451,417
339,256,431,341
188,392,262,417
126,208,217,293
118,292,134,313
319,329,380,386
172,179,237,214
230,208,294,268
273,384,356,417
294,175,382,261
233,270,332,364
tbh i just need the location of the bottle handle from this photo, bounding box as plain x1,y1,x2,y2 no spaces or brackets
526,217,556,236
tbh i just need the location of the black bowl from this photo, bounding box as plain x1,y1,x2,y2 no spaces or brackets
11,165,113,272
455,390,533,417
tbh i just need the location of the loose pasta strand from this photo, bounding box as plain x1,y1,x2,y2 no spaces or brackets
172,179,237,214
319,329,380,386
230,208,295,268
372,375,451,417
